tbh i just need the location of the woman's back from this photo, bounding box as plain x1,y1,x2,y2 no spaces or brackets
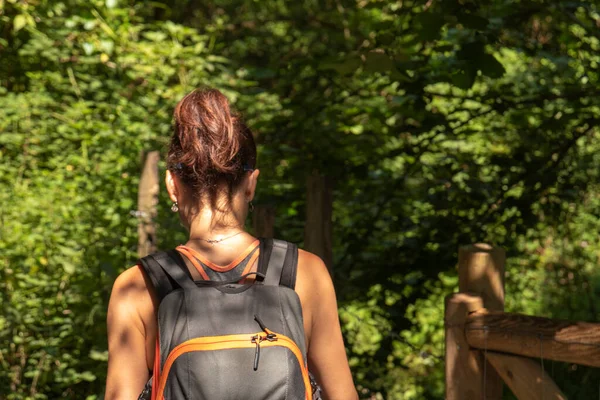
105,88,358,400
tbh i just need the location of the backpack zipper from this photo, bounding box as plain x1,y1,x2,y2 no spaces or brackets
251,331,277,370
155,331,310,400
252,314,279,370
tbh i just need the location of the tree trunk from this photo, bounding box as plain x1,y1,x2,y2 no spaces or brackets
137,151,160,258
253,205,275,238
304,170,333,271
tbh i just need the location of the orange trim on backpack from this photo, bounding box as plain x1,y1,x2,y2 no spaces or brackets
176,239,260,272
175,246,211,281
155,331,310,400
151,333,160,400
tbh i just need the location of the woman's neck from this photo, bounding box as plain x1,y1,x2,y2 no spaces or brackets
186,219,253,255
186,205,247,242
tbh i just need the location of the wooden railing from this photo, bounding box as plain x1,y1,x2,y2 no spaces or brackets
445,244,600,400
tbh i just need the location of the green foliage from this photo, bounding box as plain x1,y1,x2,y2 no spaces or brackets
0,0,248,397
2,0,600,398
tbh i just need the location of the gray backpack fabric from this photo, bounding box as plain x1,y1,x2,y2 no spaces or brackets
138,239,312,400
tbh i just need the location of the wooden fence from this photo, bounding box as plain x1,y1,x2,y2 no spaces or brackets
445,244,600,400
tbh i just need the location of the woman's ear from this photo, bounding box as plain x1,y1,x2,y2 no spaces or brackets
165,170,179,203
246,169,260,202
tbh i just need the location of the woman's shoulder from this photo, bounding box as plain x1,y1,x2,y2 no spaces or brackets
111,264,152,300
108,264,156,327
294,248,335,305
297,248,329,279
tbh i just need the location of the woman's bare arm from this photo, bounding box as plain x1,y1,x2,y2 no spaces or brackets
298,251,359,400
105,266,153,400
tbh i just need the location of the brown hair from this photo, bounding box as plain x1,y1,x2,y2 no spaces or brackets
167,88,256,206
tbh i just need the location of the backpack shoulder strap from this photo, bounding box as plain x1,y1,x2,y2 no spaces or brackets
139,250,196,304
279,241,298,289
260,239,299,289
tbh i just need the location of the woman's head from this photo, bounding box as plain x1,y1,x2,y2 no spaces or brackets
166,88,259,227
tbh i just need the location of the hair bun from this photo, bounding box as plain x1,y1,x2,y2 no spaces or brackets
167,88,256,200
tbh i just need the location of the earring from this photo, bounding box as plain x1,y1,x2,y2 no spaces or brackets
249,202,254,212
171,202,179,212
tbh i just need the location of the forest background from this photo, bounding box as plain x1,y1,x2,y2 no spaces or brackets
2,0,600,398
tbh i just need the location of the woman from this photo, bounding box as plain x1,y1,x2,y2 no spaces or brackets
105,88,358,400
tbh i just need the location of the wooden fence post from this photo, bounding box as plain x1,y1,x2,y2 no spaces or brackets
456,243,505,399
137,151,160,258
445,293,485,400
458,244,505,311
304,170,333,270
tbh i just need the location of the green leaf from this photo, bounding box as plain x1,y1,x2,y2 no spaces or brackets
457,41,505,80
319,54,362,76
364,51,394,73
13,15,27,32
376,32,395,46
457,41,485,62
78,371,97,382
414,12,446,41
82,42,94,55
60,260,76,274
479,53,505,78
451,67,476,90
89,349,108,361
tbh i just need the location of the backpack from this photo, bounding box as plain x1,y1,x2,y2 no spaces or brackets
137,238,317,400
